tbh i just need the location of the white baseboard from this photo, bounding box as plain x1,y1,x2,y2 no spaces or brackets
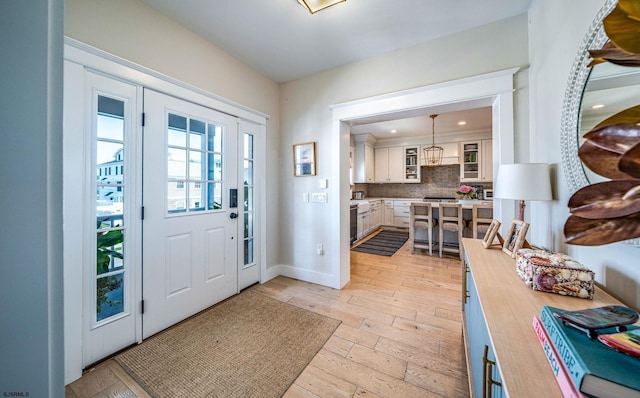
263,264,338,288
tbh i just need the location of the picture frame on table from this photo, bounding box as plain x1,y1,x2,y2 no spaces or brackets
502,219,530,258
482,219,502,249
293,142,316,176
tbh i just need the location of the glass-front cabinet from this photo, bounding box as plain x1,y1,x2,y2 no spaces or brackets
404,146,420,182
460,141,480,181
460,140,492,182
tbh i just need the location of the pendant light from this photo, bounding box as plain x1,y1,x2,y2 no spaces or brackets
423,114,444,166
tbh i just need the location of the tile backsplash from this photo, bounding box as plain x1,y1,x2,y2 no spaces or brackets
353,165,492,199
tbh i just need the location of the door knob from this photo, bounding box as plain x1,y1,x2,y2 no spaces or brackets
230,212,238,219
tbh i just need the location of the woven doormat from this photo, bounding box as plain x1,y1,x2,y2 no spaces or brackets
116,291,340,398
351,230,409,256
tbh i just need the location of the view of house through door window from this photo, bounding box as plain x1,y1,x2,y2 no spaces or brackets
167,114,223,213
96,95,127,322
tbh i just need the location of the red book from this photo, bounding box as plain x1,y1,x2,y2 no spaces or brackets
532,315,585,398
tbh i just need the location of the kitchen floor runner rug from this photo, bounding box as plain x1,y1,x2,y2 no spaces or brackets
351,230,409,256
115,290,340,398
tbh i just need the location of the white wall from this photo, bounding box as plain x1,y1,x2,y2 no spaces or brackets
279,15,529,285
0,0,65,396
65,0,281,270
529,0,640,309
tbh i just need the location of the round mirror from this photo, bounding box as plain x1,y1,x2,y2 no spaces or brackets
560,0,614,193
560,0,640,246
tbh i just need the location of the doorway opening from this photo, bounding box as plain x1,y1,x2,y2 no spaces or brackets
332,68,520,288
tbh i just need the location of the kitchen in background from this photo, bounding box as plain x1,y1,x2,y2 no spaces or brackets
353,164,492,200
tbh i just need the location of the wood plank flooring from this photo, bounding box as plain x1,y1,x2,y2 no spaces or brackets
66,236,469,398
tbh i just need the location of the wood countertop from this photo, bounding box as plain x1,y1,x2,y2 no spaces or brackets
461,238,634,397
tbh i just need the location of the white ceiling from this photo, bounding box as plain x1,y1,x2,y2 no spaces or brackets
349,105,493,141
141,0,532,84
141,0,531,138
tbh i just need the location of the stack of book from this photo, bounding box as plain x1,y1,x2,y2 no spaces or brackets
532,306,640,398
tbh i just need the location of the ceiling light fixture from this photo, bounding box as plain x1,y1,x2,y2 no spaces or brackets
458,121,467,126
390,129,397,134
423,114,444,167
297,0,346,14
592,104,605,109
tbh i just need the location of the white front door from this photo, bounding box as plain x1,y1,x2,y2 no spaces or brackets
142,89,239,338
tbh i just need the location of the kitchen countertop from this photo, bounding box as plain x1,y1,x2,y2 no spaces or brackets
350,198,493,207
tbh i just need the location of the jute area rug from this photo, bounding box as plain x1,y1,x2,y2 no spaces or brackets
115,290,340,398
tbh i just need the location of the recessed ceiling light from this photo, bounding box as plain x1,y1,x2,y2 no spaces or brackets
458,121,467,126
390,130,397,134
592,104,605,109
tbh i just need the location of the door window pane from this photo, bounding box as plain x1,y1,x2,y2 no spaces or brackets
207,182,222,210
96,273,124,322
167,114,224,215
189,182,204,211
244,239,254,265
168,182,187,213
208,124,222,152
244,160,254,185
212,154,223,181
189,151,204,180
168,148,187,179
244,134,253,159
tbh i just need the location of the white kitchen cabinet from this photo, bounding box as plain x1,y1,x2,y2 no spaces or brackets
481,139,493,181
393,200,412,228
353,134,376,183
384,200,394,225
460,139,492,182
374,147,404,183
356,206,370,240
368,200,381,233
421,142,459,166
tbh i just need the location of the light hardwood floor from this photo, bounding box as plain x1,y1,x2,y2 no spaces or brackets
66,235,470,398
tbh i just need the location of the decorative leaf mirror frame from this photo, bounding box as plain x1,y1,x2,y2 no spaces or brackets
560,0,640,246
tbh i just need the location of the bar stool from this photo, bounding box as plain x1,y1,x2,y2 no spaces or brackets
409,203,436,255
439,203,463,259
472,203,494,239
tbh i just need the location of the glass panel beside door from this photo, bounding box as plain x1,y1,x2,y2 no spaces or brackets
95,95,127,323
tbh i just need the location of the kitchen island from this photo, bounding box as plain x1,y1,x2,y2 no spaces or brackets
351,197,492,245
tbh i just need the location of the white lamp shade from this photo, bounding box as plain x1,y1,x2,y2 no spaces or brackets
494,163,552,201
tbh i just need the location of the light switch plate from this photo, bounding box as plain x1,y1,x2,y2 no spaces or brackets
311,192,327,203
303,192,309,203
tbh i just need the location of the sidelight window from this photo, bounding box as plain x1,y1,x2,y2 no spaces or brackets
243,133,255,266
95,95,126,322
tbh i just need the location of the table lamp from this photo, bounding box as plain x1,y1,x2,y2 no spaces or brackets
494,163,552,221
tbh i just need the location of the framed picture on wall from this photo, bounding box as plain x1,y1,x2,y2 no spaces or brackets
293,142,316,176
502,219,530,258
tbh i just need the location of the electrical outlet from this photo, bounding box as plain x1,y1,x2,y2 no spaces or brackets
316,243,324,255
317,179,328,189
311,192,327,202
